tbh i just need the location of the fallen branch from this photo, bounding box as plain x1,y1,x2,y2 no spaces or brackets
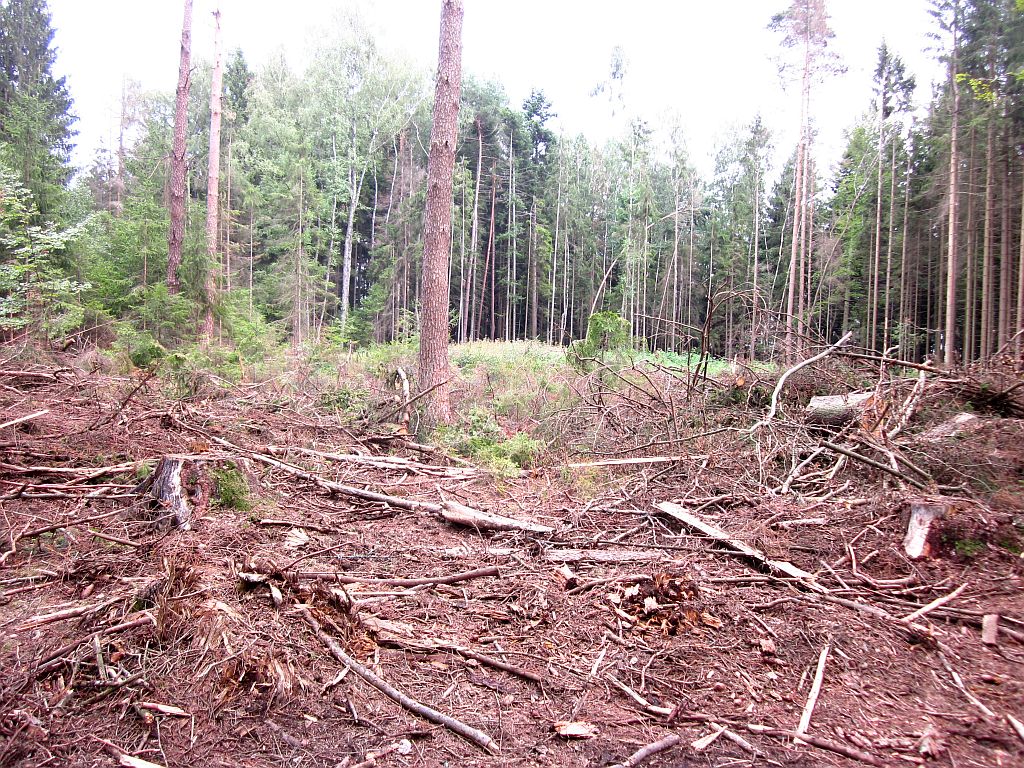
655,502,826,593
296,604,499,754
795,644,829,744
609,734,681,768
251,452,552,533
820,441,928,490
901,583,968,623
0,409,49,431
293,565,499,588
566,455,706,469
266,445,478,479
34,614,155,677
748,724,885,767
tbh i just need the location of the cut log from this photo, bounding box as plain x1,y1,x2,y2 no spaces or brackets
902,499,950,559
804,393,874,427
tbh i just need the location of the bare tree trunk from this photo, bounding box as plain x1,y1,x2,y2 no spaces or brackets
964,127,977,362
981,118,995,360
883,135,897,351
529,203,538,339
944,14,961,367
1017,153,1024,359
202,9,223,342
998,127,1012,351
418,0,463,424
870,106,884,352
166,0,193,293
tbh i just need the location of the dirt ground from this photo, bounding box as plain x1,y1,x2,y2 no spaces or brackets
1,347,1023,768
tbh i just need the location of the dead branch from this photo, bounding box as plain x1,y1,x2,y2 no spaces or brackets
795,644,829,744
747,724,886,766
820,441,928,490
655,501,826,592
0,409,49,431
296,604,499,754
750,331,853,433
609,734,681,768
249,451,552,533
292,565,499,587
34,614,156,677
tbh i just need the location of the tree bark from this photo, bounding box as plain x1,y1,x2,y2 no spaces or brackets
202,9,223,341
418,0,463,425
166,0,193,294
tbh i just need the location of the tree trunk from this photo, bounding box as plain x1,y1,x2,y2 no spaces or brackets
418,0,463,425
166,0,193,293
943,14,960,367
981,117,995,360
998,127,1012,351
202,9,223,342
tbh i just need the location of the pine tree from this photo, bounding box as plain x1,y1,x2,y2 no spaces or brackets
0,0,75,216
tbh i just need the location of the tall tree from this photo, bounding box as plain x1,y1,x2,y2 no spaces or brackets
203,8,223,340
166,0,193,293
418,0,463,424
0,0,75,215
770,0,838,359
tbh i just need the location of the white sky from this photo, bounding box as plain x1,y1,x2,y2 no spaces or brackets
48,0,943,179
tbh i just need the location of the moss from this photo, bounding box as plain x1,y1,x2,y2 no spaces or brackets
953,538,985,559
212,463,251,511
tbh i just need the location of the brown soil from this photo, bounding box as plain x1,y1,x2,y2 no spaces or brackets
1,350,1022,768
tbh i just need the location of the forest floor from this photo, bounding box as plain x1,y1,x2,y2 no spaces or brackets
1,340,1023,768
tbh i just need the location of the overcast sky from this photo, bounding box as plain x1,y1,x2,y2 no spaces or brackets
48,0,943,178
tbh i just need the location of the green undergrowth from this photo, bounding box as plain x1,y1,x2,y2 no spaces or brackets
435,406,542,476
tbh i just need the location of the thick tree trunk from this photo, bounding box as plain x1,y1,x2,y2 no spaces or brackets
166,0,193,293
418,0,463,425
202,9,223,342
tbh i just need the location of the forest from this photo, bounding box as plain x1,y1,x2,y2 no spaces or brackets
1,1,1024,768
0,0,1021,367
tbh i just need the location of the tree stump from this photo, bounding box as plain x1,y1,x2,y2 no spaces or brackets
902,499,950,559
136,457,213,530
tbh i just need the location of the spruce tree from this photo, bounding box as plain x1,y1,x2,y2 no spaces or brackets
0,0,75,216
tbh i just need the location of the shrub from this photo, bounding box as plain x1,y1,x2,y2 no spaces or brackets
567,312,632,372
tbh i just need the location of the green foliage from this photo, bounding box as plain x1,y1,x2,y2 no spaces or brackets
953,538,985,559
0,155,89,334
567,311,631,372
317,384,370,423
436,406,541,475
113,324,165,368
211,463,251,511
